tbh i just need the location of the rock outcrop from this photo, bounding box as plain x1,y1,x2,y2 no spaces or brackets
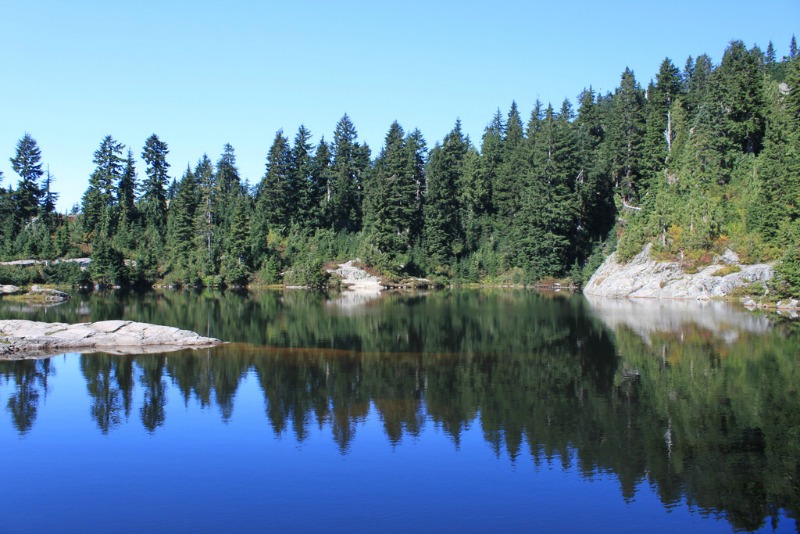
584,244,773,300
329,260,383,292
0,320,223,359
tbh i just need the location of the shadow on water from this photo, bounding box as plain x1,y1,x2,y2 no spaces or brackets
1,289,799,531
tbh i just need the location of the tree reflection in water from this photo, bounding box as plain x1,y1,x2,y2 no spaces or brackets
1,290,798,531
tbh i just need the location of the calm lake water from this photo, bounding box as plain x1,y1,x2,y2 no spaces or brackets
1,289,798,533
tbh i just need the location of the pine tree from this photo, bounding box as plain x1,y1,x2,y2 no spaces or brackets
309,137,332,230
290,126,316,229
10,133,44,224
423,121,467,271
643,59,683,183
40,167,58,221
684,54,713,115
574,87,614,254
214,143,241,241
140,134,170,235
366,121,419,268
255,130,293,232
607,68,647,203
478,110,504,216
708,40,766,154
165,165,199,279
495,102,527,219
514,103,578,280
405,129,427,242
118,149,138,227
193,155,216,272
82,135,124,238
329,114,370,232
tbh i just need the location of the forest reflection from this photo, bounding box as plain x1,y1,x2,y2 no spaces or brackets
1,291,799,531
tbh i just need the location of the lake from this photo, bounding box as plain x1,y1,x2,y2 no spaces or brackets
1,289,798,533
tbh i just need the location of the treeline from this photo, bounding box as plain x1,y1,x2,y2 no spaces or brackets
1,37,798,294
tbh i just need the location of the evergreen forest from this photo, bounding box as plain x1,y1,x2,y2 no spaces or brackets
2,37,799,296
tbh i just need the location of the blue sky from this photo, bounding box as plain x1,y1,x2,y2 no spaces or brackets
1,1,797,211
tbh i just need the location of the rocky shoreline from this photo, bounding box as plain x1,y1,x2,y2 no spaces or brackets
0,320,223,359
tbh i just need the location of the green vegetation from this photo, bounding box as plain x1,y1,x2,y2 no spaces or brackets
1,38,798,295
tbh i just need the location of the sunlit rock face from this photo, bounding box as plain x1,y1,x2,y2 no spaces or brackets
584,244,773,300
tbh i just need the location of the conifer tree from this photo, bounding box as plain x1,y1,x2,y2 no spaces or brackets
214,143,241,240
40,168,58,222
643,59,682,182
193,155,217,271
495,102,527,219
423,121,467,271
514,103,578,279
255,130,293,232
478,110,504,216
83,135,124,238
329,114,370,232
366,121,419,268
140,134,170,235
405,129,428,242
708,41,766,154
607,68,647,203
290,126,316,229
165,165,199,279
118,149,138,228
309,137,332,230
10,133,44,224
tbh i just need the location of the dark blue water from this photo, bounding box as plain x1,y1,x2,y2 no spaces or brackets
1,290,797,533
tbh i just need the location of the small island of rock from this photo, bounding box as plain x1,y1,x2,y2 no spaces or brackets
0,319,223,359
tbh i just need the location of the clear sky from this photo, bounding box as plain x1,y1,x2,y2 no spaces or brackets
1,0,797,212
